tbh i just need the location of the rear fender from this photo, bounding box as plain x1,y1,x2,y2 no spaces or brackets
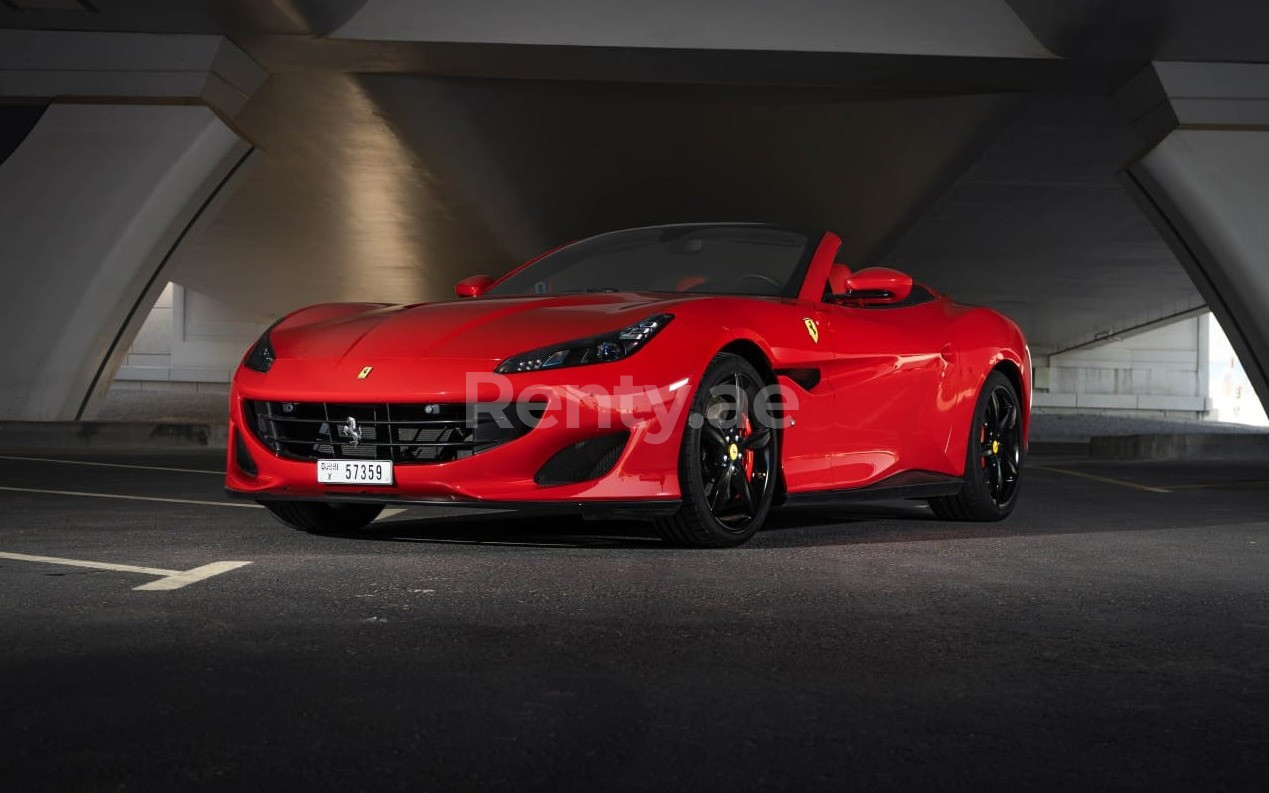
944,309,1031,471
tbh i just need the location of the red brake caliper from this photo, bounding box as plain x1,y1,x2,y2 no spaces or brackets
741,412,755,480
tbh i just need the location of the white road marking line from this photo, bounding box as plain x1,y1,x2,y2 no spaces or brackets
1032,465,1172,494
0,551,251,591
0,455,222,475
0,550,177,577
0,485,263,509
133,561,252,591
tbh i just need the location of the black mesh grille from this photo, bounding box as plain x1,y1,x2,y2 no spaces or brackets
244,401,540,464
534,432,630,486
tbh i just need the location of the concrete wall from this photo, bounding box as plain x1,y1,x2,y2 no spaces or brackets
119,283,176,376
105,281,271,421
116,283,274,386
1035,317,1210,418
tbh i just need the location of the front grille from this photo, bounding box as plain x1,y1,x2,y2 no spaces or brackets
244,401,540,464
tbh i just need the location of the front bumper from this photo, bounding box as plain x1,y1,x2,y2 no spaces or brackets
225,487,681,520
225,371,695,509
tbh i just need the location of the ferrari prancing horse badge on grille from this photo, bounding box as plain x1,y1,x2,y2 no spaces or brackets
803,318,819,344
357,366,373,379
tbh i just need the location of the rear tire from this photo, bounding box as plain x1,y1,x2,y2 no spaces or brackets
929,370,1023,521
654,353,780,548
261,500,384,535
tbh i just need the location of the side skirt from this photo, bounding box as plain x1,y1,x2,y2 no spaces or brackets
781,470,962,507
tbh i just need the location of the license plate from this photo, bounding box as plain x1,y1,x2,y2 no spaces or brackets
317,459,394,486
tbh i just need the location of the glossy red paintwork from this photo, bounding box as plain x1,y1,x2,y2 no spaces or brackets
226,230,1031,507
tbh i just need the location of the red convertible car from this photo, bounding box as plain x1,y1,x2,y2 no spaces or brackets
226,223,1030,547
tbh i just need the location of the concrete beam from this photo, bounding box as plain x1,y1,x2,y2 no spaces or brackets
1119,62,1269,148
334,0,1054,59
0,31,266,116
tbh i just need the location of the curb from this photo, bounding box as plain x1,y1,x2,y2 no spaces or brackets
1090,432,1269,461
0,421,229,452
1027,440,1090,456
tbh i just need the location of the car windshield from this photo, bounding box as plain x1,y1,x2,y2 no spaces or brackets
485,225,816,298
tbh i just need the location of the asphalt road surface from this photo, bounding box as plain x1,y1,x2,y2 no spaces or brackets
2,449,1267,791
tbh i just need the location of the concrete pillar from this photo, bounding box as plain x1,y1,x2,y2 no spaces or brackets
1119,62,1269,411
0,32,263,420
0,104,251,420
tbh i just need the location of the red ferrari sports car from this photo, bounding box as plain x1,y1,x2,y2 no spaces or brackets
227,223,1030,547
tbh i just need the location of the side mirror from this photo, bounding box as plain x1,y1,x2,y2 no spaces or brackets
835,267,913,303
455,274,495,298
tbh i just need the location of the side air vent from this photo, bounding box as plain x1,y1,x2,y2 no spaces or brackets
776,367,821,391
233,429,258,476
534,431,631,486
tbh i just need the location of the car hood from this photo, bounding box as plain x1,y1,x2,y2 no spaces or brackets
273,293,698,363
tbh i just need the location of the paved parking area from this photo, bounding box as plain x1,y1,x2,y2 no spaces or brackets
2,449,1268,790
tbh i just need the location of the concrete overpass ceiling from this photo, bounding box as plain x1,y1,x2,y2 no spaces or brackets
333,0,1054,59
173,74,1019,311
358,78,1020,264
0,0,367,36
881,95,1199,353
0,2,1109,97
241,37,1094,94
3,1,1263,88
0,103,45,164
1006,0,1269,63
167,70,499,315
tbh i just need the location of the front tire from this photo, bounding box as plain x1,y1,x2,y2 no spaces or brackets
261,500,384,535
654,353,780,548
929,370,1023,521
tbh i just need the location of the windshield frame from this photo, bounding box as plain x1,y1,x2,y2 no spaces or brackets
483,223,825,300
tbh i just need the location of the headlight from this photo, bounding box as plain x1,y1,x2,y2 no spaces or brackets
244,322,280,373
495,314,673,374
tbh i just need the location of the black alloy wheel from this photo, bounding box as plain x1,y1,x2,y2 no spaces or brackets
980,381,1022,506
929,370,1023,521
655,353,779,547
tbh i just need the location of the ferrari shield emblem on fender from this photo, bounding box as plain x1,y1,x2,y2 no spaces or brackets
803,318,819,344
357,366,373,380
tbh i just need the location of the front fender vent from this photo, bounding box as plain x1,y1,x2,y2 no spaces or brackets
534,431,631,486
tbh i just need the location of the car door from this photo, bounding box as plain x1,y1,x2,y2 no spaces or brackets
769,302,842,493
817,296,953,488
